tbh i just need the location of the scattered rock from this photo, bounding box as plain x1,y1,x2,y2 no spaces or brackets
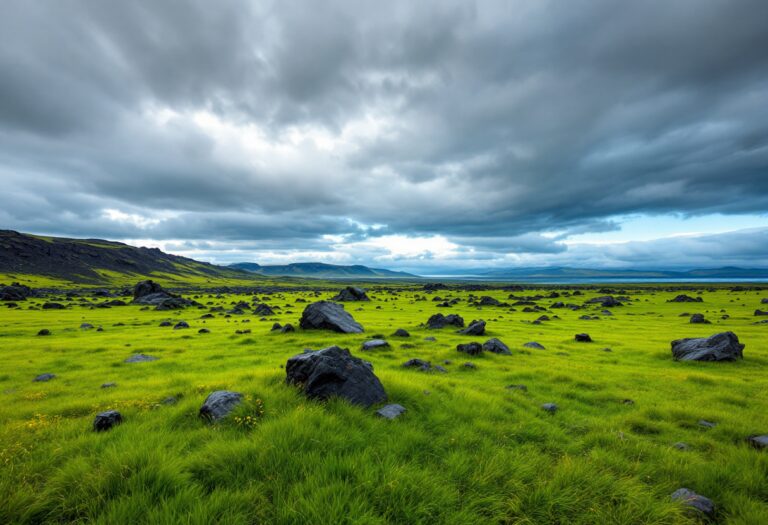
506,384,527,391
457,342,483,356
93,410,123,432
690,313,710,324
755,309,768,316
459,319,486,336
574,333,592,342
36,329,51,336
299,301,364,333
671,331,744,361
101,382,117,388
0,282,31,301
747,435,768,449
402,358,432,371
462,362,477,369
670,488,715,520
362,339,390,351
426,313,464,329
376,404,406,420
482,338,511,354
254,303,275,316
523,341,545,350
80,323,94,330
668,294,703,303
280,323,295,333
173,321,190,330
42,302,65,310
392,328,410,337
332,286,370,302
124,353,158,363
198,328,210,334
159,320,172,327
286,346,386,407
424,336,437,342
541,403,558,413
33,373,55,382
271,322,282,331
199,391,243,421
673,442,690,451
698,419,716,429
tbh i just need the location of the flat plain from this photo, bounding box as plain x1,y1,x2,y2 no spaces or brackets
1,283,767,524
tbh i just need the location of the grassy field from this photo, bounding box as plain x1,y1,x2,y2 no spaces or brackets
1,284,767,524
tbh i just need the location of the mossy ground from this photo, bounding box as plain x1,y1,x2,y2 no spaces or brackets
1,285,767,524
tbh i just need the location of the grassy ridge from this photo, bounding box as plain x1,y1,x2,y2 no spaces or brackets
1,286,767,523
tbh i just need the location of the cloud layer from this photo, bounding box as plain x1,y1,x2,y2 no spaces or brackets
1,1,767,269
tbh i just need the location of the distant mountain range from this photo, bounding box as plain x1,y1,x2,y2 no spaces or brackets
438,266,768,280
229,262,418,279
0,230,249,284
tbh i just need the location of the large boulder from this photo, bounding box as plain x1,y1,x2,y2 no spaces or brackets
199,391,243,421
299,301,364,333
671,332,744,361
457,342,483,356
132,280,197,310
133,279,166,301
426,313,465,329
286,346,386,407
332,286,370,302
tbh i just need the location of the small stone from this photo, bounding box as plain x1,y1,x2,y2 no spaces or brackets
747,435,768,449
124,353,158,363
506,384,528,391
541,403,558,413
673,442,690,451
362,339,390,351
37,329,51,336
101,382,117,388
392,328,410,337
173,321,190,330
198,328,210,334
523,341,545,350
698,419,716,429
33,373,56,382
670,488,715,519
376,404,406,420
574,333,592,342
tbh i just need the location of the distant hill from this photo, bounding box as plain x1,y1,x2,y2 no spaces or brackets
0,230,251,284
447,266,768,280
230,261,418,279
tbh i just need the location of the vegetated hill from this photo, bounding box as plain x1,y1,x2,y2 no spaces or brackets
462,266,768,279
0,230,251,284
230,261,418,279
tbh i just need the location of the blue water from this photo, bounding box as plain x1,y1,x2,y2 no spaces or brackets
422,276,768,284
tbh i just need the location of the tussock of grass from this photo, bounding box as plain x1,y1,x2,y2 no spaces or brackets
0,286,767,523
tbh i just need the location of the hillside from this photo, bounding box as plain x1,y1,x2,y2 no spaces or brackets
451,266,768,280
230,261,418,279
0,230,252,285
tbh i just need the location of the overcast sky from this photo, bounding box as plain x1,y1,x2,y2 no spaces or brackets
2,0,767,273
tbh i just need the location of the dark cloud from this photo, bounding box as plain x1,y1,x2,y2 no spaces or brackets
1,0,767,269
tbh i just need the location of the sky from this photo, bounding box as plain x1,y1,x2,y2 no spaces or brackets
1,0,768,274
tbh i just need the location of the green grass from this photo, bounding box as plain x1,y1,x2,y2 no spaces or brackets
1,286,767,523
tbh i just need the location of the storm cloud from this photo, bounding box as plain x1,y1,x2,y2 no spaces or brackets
1,0,767,270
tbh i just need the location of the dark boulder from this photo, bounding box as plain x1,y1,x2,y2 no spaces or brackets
755,309,768,316
280,323,295,333
402,358,432,371
286,346,386,407
33,373,56,382
541,403,558,413
299,301,364,333
93,410,123,432
173,321,190,330
426,313,465,329
392,328,410,337
36,329,51,336
457,342,483,356
199,391,243,421
477,296,500,306
671,331,744,361
482,338,511,355
42,302,65,310
254,303,275,316
690,313,710,324
0,282,31,301
668,294,703,303
332,286,370,302
459,319,486,336
524,341,545,350
133,279,165,300
670,488,715,520
271,322,283,331
575,333,592,342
